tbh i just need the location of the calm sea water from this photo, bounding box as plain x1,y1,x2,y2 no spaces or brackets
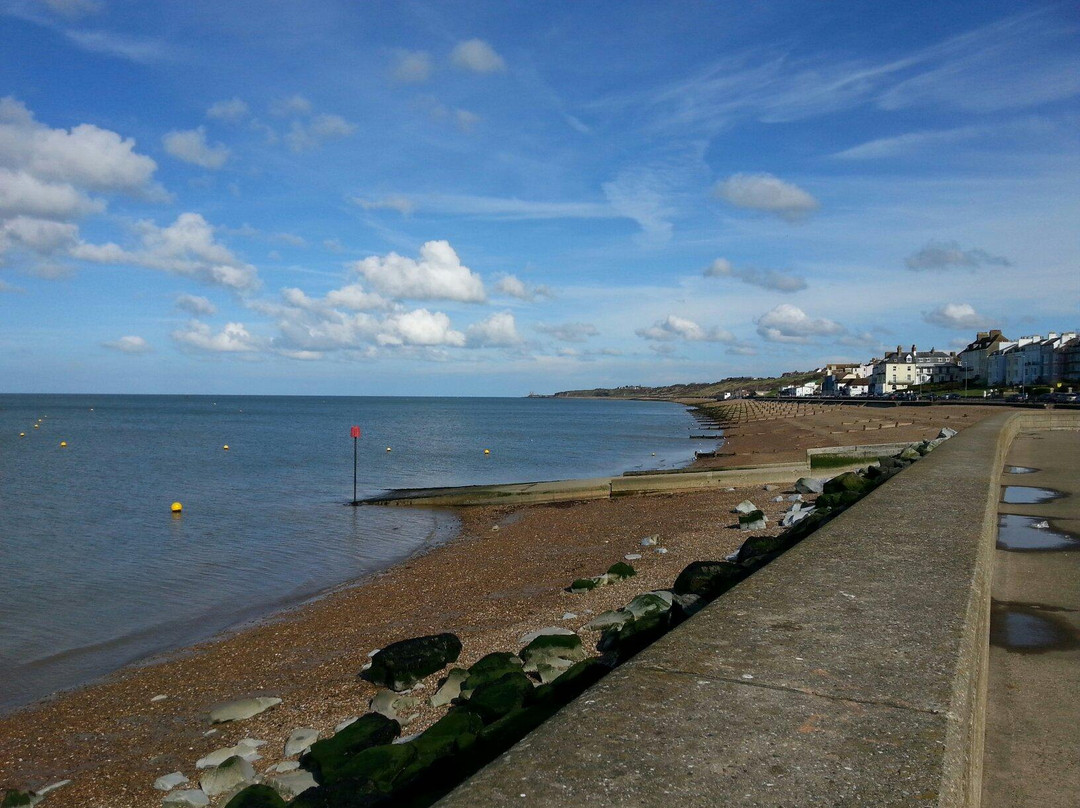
0,394,708,713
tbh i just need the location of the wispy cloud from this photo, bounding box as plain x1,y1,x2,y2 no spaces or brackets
64,29,173,63
906,241,1011,271
704,258,807,292
833,125,985,160
451,39,506,74
102,334,152,353
162,127,230,169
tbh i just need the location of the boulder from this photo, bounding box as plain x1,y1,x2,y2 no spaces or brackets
623,592,671,620
736,533,796,566
532,658,577,684
200,756,256,798
597,611,669,662
899,446,921,461
582,610,632,632
794,477,824,494
413,707,484,763
0,791,38,808
224,784,288,808
196,743,261,770
284,728,319,757
360,633,462,691
429,668,468,708
370,690,420,721
567,577,599,593
533,658,611,706
463,670,536,723
733,499,758,514
671,592,704,618
263,770,318,800
154,772,189,791
938,426,958,439
267,762,300,774
672,561,745,601
519,633,586,674
461,653,523,697
162,790,210,807
823,471,873,495
209,697,281,724
815,491,863,510
781,503,813,528
605,561,636,580
518,627,574,646
738,510,767,530
331,741,419,794
786,493,804,502
300,712,400,785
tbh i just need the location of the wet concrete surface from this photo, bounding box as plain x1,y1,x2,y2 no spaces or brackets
1005,466,1039,474
983,429,1080,808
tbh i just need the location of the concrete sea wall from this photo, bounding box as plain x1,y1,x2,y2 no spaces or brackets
436,410,1080,807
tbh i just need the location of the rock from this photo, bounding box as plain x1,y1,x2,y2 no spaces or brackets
151,694,168,702
655,547,668,554
208,697,281,724
736,532,797,566
673,561,746,601
794,477,824,494
263,770,318,800
300,712,400,785
283,727,319,757
764,484,778,491
35,782,70,797
360,633,463,691
162,790,210,807
411,707,483,762
223,785,288,808
333,717,357,733
771,495,784,502
0,791,39,807
597,611,669,662
738,509,767,530
463,670,536,723
671,592,704,618
582,610,632,632
561,612,577,620
533,658,577,684
267,761,299,773
781,503,813,528
154,772,189,791
606,561,636,580
938,426,958,439
533,658,611,706
518,626,574,646
623,553,642,560
899,446,921,461
786,493,804,502
519,632,586,675
370,690,420,721
733,499,758,514
325,740,419,793
823,471,873,496
815,491,863,510
568,577,600,593
640,534,659,546
196,744,259,770
429,668,468,708
623,592,671,620
200,756,256,798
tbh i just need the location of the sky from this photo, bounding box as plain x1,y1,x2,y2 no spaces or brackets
1,0,1078,396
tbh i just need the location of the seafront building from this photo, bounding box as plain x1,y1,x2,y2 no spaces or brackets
869,345,959,395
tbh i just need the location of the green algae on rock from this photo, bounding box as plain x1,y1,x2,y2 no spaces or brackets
360,633,463,692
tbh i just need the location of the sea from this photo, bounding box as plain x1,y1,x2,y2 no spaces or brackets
0,394,711,714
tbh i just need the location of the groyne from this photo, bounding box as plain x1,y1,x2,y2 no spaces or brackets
436,410,1080,807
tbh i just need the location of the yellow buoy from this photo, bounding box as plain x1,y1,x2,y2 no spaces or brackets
223,444,230,451
171,501,183,513
483,449,491,455
60,441,67,447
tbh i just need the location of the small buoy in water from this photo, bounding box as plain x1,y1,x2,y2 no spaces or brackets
60,441,67,447
223,444,229,451
171,501,183,513
483,449,491,455
651,452,656,456
386,446,392,452
19,432,25,437
33,424,39,429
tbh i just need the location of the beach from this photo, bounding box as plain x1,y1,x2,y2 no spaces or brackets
0,401,1003,807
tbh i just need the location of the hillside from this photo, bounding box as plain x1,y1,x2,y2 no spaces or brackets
552,371,822,400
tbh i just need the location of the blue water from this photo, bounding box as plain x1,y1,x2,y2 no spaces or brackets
0,394,709,713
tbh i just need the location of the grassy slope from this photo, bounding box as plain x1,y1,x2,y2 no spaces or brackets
553,371,822,400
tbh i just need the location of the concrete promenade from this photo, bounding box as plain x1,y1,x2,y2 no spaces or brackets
436,410,1080,807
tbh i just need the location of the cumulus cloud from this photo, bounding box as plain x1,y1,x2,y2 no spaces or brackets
451,39,506,73
175,293,217,315
377,309,465,347
172,320,260,352
102,335,152,353
393,50,432,83
534,322,599,343
922,302,989,330
351,240,485,303
271,94,313,117
162,127,230,169
206,98,250,123
494,274,551,301
704,257,807,292
636,315,735,343
72,212,260,291
353,195,416,215
905,241,1011,271
715,173,819,221
755,303,843,343
285,113,355,152
466,311,521,347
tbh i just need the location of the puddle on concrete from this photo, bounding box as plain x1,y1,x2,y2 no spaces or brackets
990,601,1080,653
997,514,1080,551
1005,466,1039,474
1001,486,1066,504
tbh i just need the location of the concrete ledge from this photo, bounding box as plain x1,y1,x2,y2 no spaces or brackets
437,411,1080,807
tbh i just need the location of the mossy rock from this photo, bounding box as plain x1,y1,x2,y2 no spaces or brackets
412,706,484,764
533,658,611,707
289,780,389,808
519,633,586,675
333,742,419,794
672,561,747,602
461,653,523,695
224,784,288,808
300,712,401,785
606,561,636,579
735,532,796,566
474,702,561,757
823,471,873,496
462,670,535,723
623,592,671,620
360,633,463,691
596,611,670,662
815,490,864,510
567,577,599,593
737,509,766,525
1,792,33,808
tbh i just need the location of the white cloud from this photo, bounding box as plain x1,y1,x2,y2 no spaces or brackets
494,274,551,301
704,257,807,292
72,212,260,291
756,303,843,343
715,173,819,221
102,335,152,353
466,311,521,347
905,241,1011,270
172,319,260,352
393,50,432,83
377,309,465,347
271,94,313,116
602,171,674,245
175,293,217,315
64,29,170,63
285,114,355,152
162,126,230,169
832,126,983,160
636,315,735,343
534,322,599,343
451,39,506,73
206,98,250,123
351,240,485,303
353,195,416,215
1,216,79,254
923,302,988,330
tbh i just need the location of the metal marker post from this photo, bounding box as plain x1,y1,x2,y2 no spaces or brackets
351,425,361,504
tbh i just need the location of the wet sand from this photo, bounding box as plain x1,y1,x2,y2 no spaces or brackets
0,401,1003,807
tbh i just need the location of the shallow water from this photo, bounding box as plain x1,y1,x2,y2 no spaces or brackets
996,514,1080,551
0,394,711,713
1005,466,1039,474
990,601,1079,653
1001,486,1066,504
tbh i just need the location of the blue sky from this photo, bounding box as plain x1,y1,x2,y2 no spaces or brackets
1,0,1077,395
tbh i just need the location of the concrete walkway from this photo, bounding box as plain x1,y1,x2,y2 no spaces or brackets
982,430,1080,807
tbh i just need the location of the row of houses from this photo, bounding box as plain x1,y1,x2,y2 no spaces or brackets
799,329,1079,397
